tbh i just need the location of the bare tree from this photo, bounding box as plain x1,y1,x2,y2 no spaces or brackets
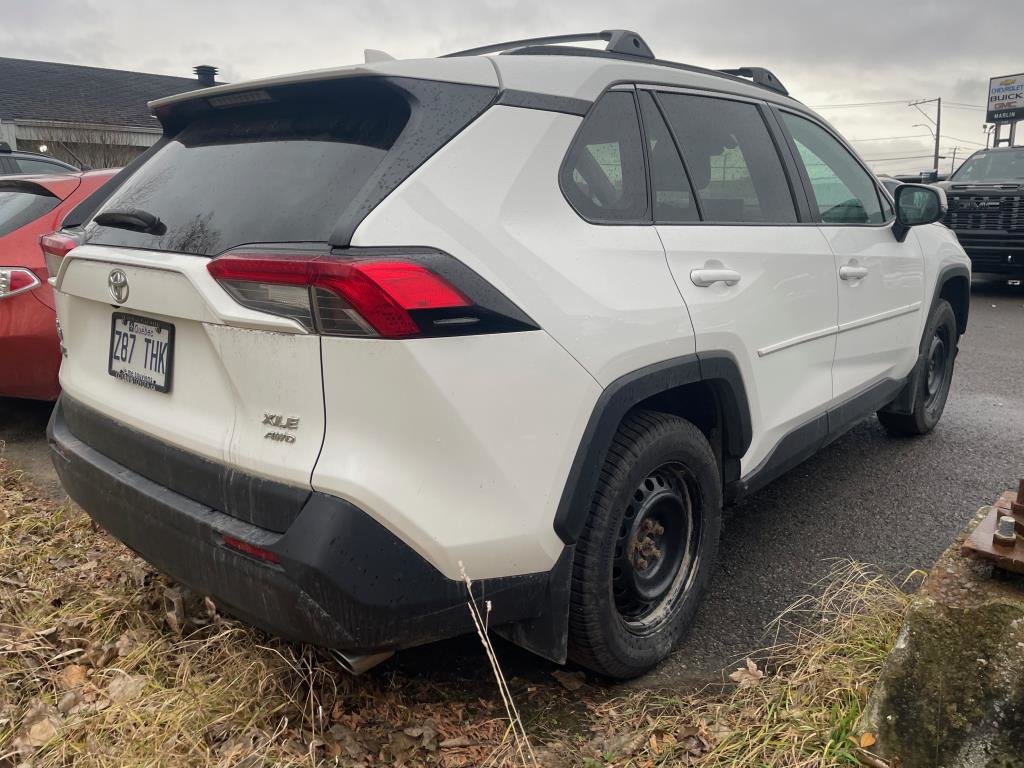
18,125,153,169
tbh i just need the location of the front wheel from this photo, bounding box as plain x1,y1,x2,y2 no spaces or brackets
877,299,958,437
567,410,722,679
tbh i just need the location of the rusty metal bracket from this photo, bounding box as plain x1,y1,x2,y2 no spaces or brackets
963,482,1024,574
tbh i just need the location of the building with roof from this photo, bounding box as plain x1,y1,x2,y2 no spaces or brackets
0,59,219,169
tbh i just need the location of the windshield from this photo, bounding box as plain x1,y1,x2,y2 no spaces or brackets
0,186,60,237
951,149,1024,182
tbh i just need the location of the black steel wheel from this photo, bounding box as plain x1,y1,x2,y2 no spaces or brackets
612,462,699,626
567,410,721,679
878,299,958,436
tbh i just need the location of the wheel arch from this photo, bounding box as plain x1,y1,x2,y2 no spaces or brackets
496,352,750,664
935,264,970,337
553,352,751,545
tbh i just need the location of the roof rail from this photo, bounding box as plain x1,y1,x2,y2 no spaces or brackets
718,67,789,96
443,29,655,60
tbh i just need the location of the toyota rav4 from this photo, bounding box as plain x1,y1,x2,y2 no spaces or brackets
47,31,970,679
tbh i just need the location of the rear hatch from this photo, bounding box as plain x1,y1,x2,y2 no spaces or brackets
53,69,497,531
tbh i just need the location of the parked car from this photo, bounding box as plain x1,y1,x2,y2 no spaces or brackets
935,146,1024,275
0,142,78,176
877,175,902,197
46,31,970,679
0,170,117,399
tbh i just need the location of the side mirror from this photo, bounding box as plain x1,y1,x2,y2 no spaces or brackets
892,183,947,243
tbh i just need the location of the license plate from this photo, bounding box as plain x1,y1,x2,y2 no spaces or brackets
108,312,175,393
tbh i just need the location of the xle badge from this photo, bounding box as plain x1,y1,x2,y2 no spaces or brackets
263,413,300,444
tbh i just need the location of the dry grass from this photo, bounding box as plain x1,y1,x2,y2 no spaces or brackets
0,457,912,767
549,562,916,768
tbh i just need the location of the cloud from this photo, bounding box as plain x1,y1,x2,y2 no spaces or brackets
0,0,1010,173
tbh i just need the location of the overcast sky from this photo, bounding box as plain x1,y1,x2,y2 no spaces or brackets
4,0,1020,175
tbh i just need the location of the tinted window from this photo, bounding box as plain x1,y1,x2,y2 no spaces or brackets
638,92,698,223
658,94,796,223
16,158,70,175
782,113,884,224
561,91,648,222
86,80,411,255
0,187,60,237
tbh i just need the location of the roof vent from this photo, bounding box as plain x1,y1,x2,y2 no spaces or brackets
193,65,218,88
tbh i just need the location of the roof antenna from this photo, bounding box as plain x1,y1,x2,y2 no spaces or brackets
364,49,396,63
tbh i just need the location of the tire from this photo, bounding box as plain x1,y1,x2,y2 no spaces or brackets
567,410,722,679
877,299,958,437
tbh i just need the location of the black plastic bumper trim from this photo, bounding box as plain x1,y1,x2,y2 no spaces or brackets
49,397,560,654
59,395,308,533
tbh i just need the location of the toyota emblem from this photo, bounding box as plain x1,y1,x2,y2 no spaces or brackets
108,269,129,304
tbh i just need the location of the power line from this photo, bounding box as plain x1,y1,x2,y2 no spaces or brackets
863,154,938,163
848,133,932,142
810,99,914,109
942,134,985,146
944,102,985,110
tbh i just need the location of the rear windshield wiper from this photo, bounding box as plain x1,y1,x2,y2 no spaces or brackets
93,208,166,235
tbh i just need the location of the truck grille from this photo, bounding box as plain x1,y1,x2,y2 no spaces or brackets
944,193,1024,232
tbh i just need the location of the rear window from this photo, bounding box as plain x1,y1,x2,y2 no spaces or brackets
84,80,412,256
0,186,60,237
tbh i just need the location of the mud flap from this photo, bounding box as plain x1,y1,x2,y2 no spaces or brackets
493,545,574,664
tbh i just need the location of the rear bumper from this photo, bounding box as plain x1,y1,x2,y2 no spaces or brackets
48,396,558,654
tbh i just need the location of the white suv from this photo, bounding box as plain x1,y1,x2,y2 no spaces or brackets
46,31,970,679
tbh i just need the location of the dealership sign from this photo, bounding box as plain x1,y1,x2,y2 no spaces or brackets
988,73,1024,123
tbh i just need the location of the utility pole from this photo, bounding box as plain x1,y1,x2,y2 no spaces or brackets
909,97,943,171
949,146,962,174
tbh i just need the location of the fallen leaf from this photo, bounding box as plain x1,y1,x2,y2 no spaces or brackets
860,731,878,748
57,664,88,690
14,701,60,752
115,632,135,657
27,715,58,746
326,724,365,759
403,719,438,751
728,658,765,689
552,669,586,691
164,587,186,635
106,674,146,704
58,690,82,715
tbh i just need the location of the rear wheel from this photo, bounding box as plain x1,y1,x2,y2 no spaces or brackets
567,410,721,679
877,299,958,437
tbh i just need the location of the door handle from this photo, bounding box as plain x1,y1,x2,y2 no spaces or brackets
690,268,741,287
839,265,869,281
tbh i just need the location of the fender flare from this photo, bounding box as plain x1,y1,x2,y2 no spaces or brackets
932,263,971,336
554,352,752,544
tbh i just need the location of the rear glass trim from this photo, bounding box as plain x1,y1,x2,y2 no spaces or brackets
80,76,497,255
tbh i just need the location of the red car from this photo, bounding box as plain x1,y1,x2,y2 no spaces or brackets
0,170,117,400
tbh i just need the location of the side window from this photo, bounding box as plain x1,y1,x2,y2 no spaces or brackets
657,93,797,223
15,158,69,175
561,91,648,222
637,92,698,223
781,113,885,224
880,190,894,219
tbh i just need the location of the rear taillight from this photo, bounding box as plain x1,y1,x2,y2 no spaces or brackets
40,232,81,280
0,268,41,299
207,249,536,339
